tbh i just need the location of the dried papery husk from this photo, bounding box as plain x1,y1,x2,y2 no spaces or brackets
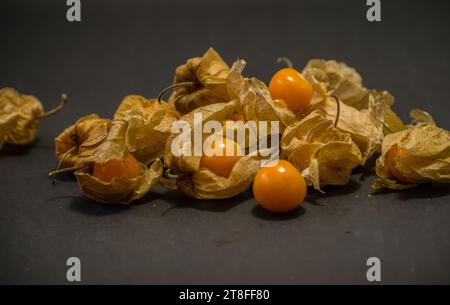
89,119,131,163
303,60,406,136
75,159,163,204
168,48,230,114
54,114,110,168
281,110,362,191
374,123,450,189
176,155,260,199
164,100,241,174
0,87,66,149
163,100,260,199
351,90,406,135
227,59,296,132
113,95,178,165
303,59,368,106
311,96,383,164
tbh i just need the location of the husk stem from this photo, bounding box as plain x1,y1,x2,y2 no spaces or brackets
157,82,196,104
38,94,68,119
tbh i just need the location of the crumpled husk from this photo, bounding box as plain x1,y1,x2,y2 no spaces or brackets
303,59,368,106
54,114,110,168
311,96,383,164
75,159,163,204
281,109,362,191
168,48,230,114
303,60,407,136
113,95,178,165
0,87,44,149
164,100,260,199
374,123,450,189
351,90,406,135
74,118,163,204
227,59,296,132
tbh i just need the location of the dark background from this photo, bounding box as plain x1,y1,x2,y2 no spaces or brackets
1,0,449,284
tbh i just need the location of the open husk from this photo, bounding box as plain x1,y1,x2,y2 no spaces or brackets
227,59,296,132
303,60,406,136
54,114,110,168
113,95,178,165
74,118,164,204
164,100,260,199
312,96,383,163
168,48,230,114
0,87,45,149
374,123,450,189
281,109,362,191
75,159,163,204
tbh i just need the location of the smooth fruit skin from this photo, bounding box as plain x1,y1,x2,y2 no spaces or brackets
386,144,410,183
253,160,307,213
200,137,242,178
268,68,313,114
92,154,141,182
230,113,245,122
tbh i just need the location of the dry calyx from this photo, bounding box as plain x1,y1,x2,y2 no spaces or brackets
226,59,296,133
166,48,230,114
0,87,67,150
373,110,450,190
163,100,261,199
281,97,363,192
51,95,177,204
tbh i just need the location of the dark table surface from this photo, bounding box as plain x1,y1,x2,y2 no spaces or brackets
1,0,449,284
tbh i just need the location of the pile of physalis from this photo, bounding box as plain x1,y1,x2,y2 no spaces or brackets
48,48,449,212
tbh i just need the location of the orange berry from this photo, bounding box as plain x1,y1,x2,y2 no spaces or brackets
268,68,313,114
200,137,243,178
92,154,141,182
253,160,307,213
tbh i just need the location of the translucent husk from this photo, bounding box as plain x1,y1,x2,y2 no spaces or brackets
303,60,407,136
374,123,450,189
113,95,178,165
1,87,65,149
227,59,296,132
168,48,230,114
281,109,362,191
303,59,368,106
163,100,260,199
75,159,163,204
54,114,110,168
311,96,383,164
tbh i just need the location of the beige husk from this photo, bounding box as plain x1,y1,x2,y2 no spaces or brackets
113,95,178,165
75,159,163,204
0,87,44,149
303,60,407,136
164,100,260,199
303,59,368,106
168,48,230,114
227,59,296,132
311,96,383,163
281,109,362,191
374,123,450,189
54,114,111,168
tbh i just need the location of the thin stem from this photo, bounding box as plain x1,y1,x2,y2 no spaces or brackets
38,94,68,119
51,146,77,184
48,166,82,177
277,57,294,69
157,82,196,104
331,95,340,128
164,168,191,180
